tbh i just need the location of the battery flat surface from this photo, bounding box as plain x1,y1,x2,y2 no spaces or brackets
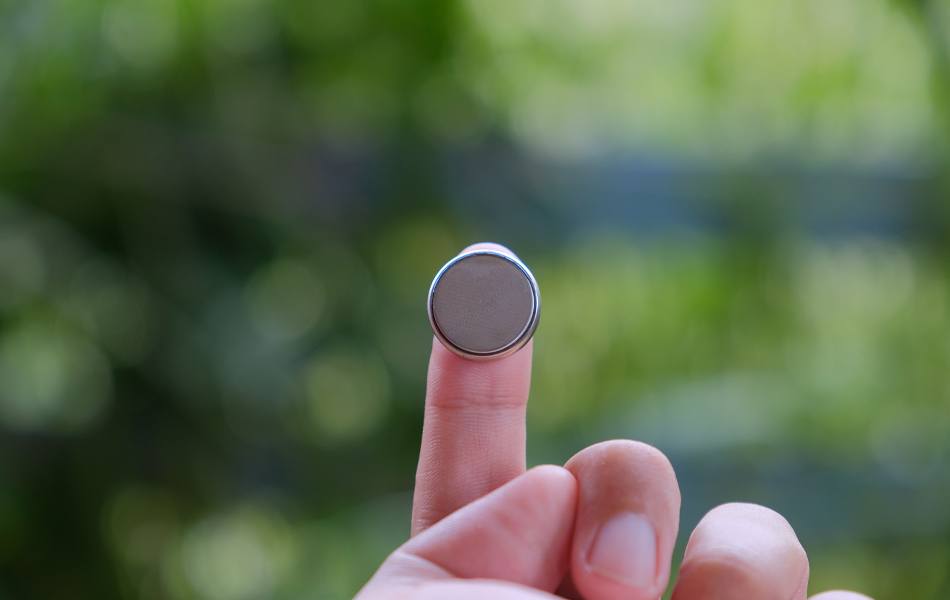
431,254,534,354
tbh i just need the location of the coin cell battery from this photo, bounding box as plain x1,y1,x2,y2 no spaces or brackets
427,248,540,360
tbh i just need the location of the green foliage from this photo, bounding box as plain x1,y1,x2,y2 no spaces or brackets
1,1,949,599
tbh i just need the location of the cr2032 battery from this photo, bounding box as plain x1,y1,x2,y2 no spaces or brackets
427,244,540,360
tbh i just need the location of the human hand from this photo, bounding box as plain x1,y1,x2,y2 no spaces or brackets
358,244,871,600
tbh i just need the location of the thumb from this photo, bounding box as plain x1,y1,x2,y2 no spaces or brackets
359,465,577,597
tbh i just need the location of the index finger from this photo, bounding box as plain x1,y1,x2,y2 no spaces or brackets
411,243,535,535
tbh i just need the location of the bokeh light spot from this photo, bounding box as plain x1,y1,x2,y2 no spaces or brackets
179,505,296,600
245,258,325,343
64,261,155,365
303,349,391,443
0,227,46,312
0,320,111,433
107,486,179,568
102,0,179,70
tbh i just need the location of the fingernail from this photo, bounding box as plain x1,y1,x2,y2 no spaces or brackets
587,512,657,589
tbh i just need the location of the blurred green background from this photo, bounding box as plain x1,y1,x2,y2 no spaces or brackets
1,0,950,598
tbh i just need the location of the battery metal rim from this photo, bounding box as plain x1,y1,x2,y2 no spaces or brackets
427,250,540,361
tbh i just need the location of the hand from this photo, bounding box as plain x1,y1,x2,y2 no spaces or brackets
358,245,871,600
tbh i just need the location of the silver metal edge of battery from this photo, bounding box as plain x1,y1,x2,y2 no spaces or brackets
427,249,541,361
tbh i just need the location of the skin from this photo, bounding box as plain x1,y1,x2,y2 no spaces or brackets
358,244,873,600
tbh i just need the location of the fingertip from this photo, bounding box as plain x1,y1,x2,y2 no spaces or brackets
566,440,681,600
403,467,579,590
565,440,678,493
460,242,518,258
512,465,578,531
429,334,534,371
810,592,875,600
674,503,809,600
524,464,578,498
526,463,574,479
416,580,561,600
685,502,805,562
